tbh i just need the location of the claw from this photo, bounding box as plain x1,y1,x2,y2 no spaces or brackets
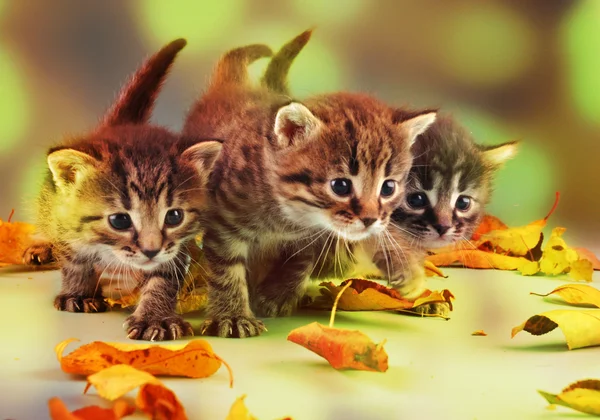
150,330,159,342
127,328,139,339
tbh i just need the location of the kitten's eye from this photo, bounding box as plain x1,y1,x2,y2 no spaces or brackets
108,213,132,230
406,192,429,209
455,195,471,211
165,209,184,226
380,180,396,197
331,178,352,196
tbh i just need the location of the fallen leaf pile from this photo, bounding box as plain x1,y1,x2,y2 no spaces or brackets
427,193,599,282
538,379,600,416
0,209,35,266
288,281,389,372
310,278,454,317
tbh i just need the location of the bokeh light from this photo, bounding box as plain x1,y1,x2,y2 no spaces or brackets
562,0,600,126
290,0,368,27
0,47,30,153
134,0,246,52
456,109,555,225
435,4,535,87
239,25,346,96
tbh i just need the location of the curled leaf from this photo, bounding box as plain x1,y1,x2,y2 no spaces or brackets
137,383,187,420
574,247,600,270
56,339,233,386
471,214,508,240
531,284,600,308
538,380,600,416
287,322,388,372
226,395,258,420
48,397,135,420
511,310,600,350
424,260,446,277
84,364,162,401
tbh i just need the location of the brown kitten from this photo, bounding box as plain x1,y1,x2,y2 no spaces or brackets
32,39,222,341
183,37,436,338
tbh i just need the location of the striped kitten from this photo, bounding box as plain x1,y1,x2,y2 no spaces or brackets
32,39,222,341
183,35,436,338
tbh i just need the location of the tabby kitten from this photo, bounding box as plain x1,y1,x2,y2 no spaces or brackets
32,39,222,341
183,35,437,338
261,31,516,309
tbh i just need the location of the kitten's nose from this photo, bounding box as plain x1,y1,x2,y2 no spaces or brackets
141,249,160,260
433,224,451,236
361,218,377,228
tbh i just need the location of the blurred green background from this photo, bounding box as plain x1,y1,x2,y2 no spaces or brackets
0,0,598,250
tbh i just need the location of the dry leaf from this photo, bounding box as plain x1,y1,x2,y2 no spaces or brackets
424,260,446,277
226,395,258,420
48,397,135,420
0,210,35,265
574,247,600,270
137,383,187,420
287,322,388,372
511,310,600,350
471,214,508,240
538,380,600,416
471,330,487,336
84,364,162,401
56,339,233,385
531,284,600,308
315,279,454,314
427,250,532,271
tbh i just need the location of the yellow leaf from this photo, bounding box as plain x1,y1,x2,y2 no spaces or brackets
226,395,258,420
531,284,600,308
471,330,487,336
538,380,600,416
519,260,540,276
569,259,594,282
511,310,600,350
424,260,446,277
85,364,162,401
427,250,531,270
55,338,79,362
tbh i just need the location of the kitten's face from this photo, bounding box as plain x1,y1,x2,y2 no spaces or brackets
273,98,436,242
49,126,219,271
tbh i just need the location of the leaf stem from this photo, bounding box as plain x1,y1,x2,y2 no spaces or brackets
329,280,353,328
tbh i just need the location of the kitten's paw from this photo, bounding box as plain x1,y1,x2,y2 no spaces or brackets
254,294,299,317
54,295,107,313
412,302,451,318
201,316,265,338
124,315,193,341
23,243,54,265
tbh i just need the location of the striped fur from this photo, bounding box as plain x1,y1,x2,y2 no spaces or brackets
29,39,221,341
184,32,436,337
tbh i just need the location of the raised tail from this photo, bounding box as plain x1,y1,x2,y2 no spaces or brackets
102,38,187,127
209,44,273,89
261,29,313,95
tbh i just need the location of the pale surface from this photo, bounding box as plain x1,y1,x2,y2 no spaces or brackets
1,266,599,420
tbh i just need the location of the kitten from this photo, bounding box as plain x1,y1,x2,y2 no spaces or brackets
183,35,436,338
262,31,517,309
31,39,222,341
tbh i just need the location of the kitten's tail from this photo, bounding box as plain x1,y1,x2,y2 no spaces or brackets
209,44,273,89
102,38,187,127
261,29,313,95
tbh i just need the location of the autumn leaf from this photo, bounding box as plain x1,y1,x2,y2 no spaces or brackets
314,279,453,314
288,281,389,372
471,214,508,240
48,397,135,420
531,284,600,308
56,339,233,386
424,260,446,277
137,383,187,420
0,209,35,265
226,395,257,420
538,380,600,416
427,250,532,271
574,247,600,270
471,330,487,336
511,310,600,350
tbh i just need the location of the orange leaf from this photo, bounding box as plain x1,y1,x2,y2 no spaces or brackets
574,247,600,270
471,214,508,240
471,330,487,336
48,397,135,420
0,210,36,265
137,383,187,420
424,260,446,277
56,339,233,386
317,279,453,313
426,250,531,270
287,322,388,372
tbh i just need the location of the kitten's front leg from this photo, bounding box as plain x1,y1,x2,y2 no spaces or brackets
253,247,315,317
125,259,193,341
23,240,55,265
373,245,450,317
54,254,106,313
201,229,265,338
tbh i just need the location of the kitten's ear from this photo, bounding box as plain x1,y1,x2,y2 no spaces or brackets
102,38,187,127
181,140,223,174
481,141,519,166
395,110,437,147
47,149,99,190
274,102,323,148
